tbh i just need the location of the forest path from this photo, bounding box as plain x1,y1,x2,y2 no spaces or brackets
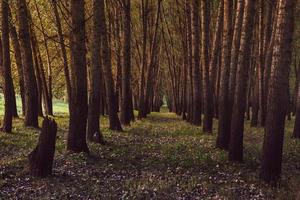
0,112,299,199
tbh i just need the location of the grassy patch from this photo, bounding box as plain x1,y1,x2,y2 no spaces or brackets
0,111,300,199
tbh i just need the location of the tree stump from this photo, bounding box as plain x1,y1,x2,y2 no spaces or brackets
28,117,57,177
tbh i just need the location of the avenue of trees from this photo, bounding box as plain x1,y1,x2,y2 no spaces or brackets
0,0,299,185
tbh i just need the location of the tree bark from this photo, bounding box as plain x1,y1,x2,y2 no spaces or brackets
51,0,71,105
202,0,213,133
9,23,25,116
16,0,39,128
260,0,295,185
28,117,57,177
229,0,256,162
1,0,14,132
216,0,233,150
120,0,134,125
99,0,123,131
87,0,105,144
191,0,202,126
228,0,244,127
67,0,89,153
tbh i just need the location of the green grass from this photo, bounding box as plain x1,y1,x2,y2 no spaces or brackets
0,109,300,199
0,94,69,115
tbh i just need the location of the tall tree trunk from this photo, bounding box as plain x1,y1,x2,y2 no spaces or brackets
144,0,162,118
228,0,244,128
260,0,295,185
191,0,202,126
228,0,256,162
9,23,25,116
34,0,53,115
16,0,39,128
87,0,105,144
216,0,233,150
120,0,133,125
99,0,123,131
202,0,213,133
260,2,274,126
51,0,71,105
209,1,223,119
138,0,149,119
67,0,89,153
1,0,14,132
30,29,44,117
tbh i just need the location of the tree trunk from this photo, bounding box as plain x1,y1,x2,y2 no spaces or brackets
51,0,71,105
28,117,57,177
1,0,14,132
216,0,233,150
67,0,89,153
16,0,39,128
138,0,149,119
260,0,295,185
87,0,105,144
191,0,202,126
9,23,25,116
209,1,223,120
121,0,133,125
228,0,244,128
202,0,213,133
229,0,256,162
34,0,53,116
99,0,123,131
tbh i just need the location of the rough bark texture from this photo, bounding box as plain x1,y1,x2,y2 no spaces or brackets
28,117,57,177
16,0,39,128
260,0,295,185
67,0,89,153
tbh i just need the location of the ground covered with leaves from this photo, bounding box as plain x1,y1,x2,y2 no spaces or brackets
1,111,300,199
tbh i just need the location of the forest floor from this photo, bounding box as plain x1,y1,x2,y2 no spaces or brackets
1,110,300,199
